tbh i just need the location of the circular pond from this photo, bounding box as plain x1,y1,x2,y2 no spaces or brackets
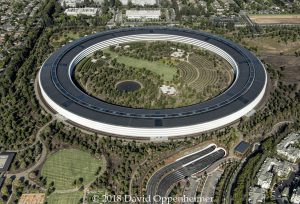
116,80,141,92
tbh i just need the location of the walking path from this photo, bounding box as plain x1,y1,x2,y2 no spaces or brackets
265,120,294,136
129,157,148,196
6,119,54,190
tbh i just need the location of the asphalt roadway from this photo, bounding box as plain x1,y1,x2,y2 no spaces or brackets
146,145,226,204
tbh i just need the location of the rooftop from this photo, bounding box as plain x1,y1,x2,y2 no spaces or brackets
277,132,300,162
126,10,161,19
120,0,156,6
160,85,176,95
249,187,265,204
291,187,300,204
234,141,251,154
0,152,16,173
64,7,99,16
257,157,293,189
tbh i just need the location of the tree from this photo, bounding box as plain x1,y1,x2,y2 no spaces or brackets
1,185,9,196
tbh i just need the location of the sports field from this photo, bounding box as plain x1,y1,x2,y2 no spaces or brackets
41,149,104,190
104,49,177,81
249,14,300,24
47,191,83,204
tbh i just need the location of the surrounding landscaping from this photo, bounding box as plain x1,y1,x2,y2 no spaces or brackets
214,161,240,204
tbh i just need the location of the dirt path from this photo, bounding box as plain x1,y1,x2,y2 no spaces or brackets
129,157,149,197
266,120,294,136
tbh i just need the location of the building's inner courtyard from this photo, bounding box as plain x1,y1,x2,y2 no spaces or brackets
74,41,233,109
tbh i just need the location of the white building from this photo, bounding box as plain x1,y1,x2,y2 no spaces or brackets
256,158,292,189
291,187,300,204
257,171,273,189
60,0,84,7
126,10,161,20
64,8,100,16
120,0,156,6
274,161,293,177
249,187,265,204
277,132,300,163
160,85,176,95
170,48,184,58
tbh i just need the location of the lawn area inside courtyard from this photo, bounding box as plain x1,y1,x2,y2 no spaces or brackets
104,49,177,81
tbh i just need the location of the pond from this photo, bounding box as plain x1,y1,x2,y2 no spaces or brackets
116,80,141,92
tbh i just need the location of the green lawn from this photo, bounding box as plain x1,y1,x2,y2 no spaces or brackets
41,149,104,190
52,32,81,43
50,31,81,48
47,191,83,204
104,49,176,81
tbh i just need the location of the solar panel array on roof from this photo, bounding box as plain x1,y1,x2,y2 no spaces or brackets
234,141,251,154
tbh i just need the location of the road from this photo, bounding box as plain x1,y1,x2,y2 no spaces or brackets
182,178,199,204
239,11,255,29
146,145,217,202
199,169,223,204
146,145,226,204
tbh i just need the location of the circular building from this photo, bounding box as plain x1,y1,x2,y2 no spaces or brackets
38,27,267,139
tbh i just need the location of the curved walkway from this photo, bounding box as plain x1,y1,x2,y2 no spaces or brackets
265,120,294,136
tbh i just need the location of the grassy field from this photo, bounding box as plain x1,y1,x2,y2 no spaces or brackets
249,14,300,24
47,191,83,204
242,37,300,55
104,49,176,81
41,149,104,190
52,32,81,43
50,31,81,48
